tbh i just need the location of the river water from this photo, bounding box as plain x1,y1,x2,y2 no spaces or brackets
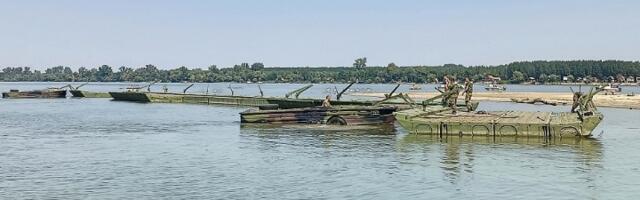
1,82,639,199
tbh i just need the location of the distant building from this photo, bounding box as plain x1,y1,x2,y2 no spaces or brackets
626,77,636,83
484,75,501,82
527,77,536,84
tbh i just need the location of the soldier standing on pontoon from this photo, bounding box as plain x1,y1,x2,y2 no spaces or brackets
461,77,473,111
162,85,168,93
443,76,460,114
442,76,451,105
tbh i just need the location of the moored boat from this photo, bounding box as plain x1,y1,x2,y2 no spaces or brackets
484,84,506,91
240,106,397,125
409,83,422,90
597,83,622,95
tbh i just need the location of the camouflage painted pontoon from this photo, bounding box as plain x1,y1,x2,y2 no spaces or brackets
241,106,397,125
110,83,469,110
395,88,604,137
69,90,112,98
68,83,111,98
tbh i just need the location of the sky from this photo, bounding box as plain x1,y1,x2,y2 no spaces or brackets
0,0,639,69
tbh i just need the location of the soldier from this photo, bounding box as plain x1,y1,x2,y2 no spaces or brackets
446,78,460,114
162,85,168,93
443,76,451,92
441,76,451,106
322,95,332,108
461,77,474,110
571,92,582,113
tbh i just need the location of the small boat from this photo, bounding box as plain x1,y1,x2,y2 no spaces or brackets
2,88,67,99
409,83,422,90
240,105,397,125
597,83,621,95
484,84,506,91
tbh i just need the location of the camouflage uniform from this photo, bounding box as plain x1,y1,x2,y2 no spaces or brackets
464,80,473,110
571,92,582,113
447,83,460,113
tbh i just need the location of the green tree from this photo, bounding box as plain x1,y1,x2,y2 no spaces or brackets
548,74,560,83
387,62,398,68
169,66,189,82
511,71,525,83
353,57,367,69
96,65,113,82
118,66,135,81
250,62,264,70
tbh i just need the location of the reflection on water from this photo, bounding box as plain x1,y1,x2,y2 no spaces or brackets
397,134,604,190
241,124,606,196
239,124,397,152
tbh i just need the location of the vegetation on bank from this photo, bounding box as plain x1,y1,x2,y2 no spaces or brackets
1,60,639,84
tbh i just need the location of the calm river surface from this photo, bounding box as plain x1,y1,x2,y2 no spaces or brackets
1,82,639,199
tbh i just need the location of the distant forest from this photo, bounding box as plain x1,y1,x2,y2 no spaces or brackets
1,60,639,84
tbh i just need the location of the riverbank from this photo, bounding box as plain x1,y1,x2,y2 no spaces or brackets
350,91,640,109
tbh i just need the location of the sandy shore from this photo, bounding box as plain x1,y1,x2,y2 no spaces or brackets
350,92,640,109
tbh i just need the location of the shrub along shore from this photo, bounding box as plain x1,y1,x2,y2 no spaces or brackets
1,60,639,84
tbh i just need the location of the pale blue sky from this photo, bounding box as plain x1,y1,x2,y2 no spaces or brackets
1,0,638,69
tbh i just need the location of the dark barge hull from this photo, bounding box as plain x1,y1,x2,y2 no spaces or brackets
2,90,67,99
109,92,150,102
240,106,397,125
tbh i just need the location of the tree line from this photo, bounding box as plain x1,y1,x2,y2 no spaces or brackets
1,60,639,83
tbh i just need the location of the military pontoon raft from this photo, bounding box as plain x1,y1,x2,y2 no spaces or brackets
241,105,397,125
2,86,68,99
239,87,469,126
109,82,469,110
394,88,604,137
110,82,370,108
68,83,111,98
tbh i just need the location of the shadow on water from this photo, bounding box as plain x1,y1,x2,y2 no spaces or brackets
240,123,397,134
238,124,398,152
396,134,604,184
